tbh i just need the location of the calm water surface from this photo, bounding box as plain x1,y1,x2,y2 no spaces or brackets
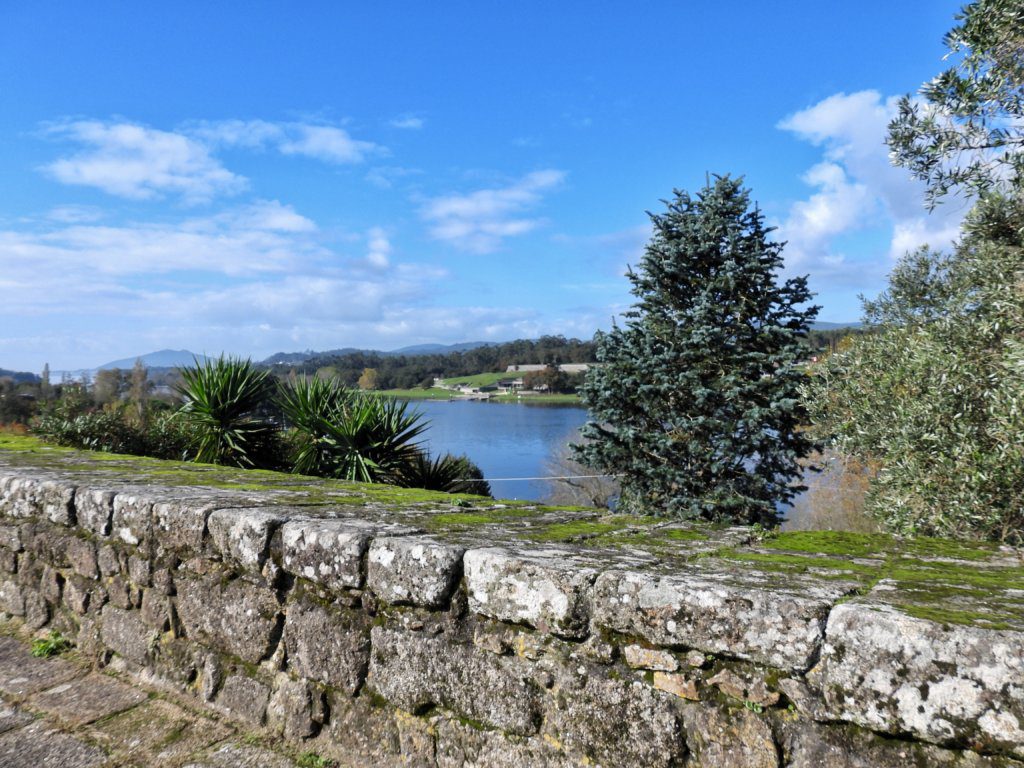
409,399,819,528
410,400,588,501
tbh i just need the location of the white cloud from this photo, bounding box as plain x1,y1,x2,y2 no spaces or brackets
45,205,105,224
420,170,566,253
42,118,386,203
278,124,382,164
43,120,246,202
365,227,392,269
777,91,965,284
389,115,424,130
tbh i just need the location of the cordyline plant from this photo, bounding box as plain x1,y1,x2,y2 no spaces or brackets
278,375,427,484
175,356,281,468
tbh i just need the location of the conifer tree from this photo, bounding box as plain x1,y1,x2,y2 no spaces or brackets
575,175,818,525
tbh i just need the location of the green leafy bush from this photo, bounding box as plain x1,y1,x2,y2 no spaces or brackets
397,452,492,496
804,194,1024,543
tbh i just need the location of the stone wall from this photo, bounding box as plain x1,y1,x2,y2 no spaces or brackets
0,442,1022,767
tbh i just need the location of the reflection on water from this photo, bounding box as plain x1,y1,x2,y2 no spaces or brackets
410,401,874,531
410,400,588,502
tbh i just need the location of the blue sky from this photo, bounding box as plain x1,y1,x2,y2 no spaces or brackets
0,1,968,371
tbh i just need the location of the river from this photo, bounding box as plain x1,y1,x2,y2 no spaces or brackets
409,399,828,529
410,399,588,502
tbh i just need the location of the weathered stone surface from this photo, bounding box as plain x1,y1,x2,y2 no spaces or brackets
0,702,32,734
708,668,780,707
778,718,1016,768
39,564,62,603
684,705,777,768
624,643,678,671
208,507,285,570
812,598,1024,757
152,498,215,553
545,675,686,768
88,698,231,764
111,490,154,547
593,566,848,671
176,574,281,663
464,546,598,638
368,537,464,608
435,717,574,768
322,691,402,767
140,589,172,630
100,605,158,665
267,674,323,740
280,519,371,590
29,674,147,727
368,626,541,735
0,635,83,696
0,477,75,524
653,671,700,700
184,742,297,768
284,596,369,695
41,480,76,526
74,488,115,537
65,537,97,579
0,719,107,768
215,674,271,725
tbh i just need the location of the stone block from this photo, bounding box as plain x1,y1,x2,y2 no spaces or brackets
215,674,270,725
545,674,686,768
207,507,285,570
0,524,21,552
66,537,98,579
267,674,324,740
284,596,369,695
40,564,63,603
140,589,171,630
367,536,464,608
812,598,1024,758
0,720,106,768
435,717,576,768
683,705,777,768
29,674,147,727
593,566,848,671
152,498,215,554
97,544,122,576
187,742,296,768
623,644,678,671
127,554,151,586
463,546,598,638
368,626,540,735
111,491,153,547
100,606,158,665
0,636,83,696
280,518,372,590
75,488,116,537
176,574,281,663
0,477,75,523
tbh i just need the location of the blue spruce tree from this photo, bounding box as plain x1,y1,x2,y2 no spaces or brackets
575,175,819,525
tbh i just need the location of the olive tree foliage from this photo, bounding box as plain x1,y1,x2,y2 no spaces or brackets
803,194,1024,542
575,176,819,525
887,0,1024,207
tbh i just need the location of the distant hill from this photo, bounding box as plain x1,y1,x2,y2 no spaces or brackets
0,368,40,384
811,321,861,330
97,349,207,371
388,341,497,356
262,341,497,366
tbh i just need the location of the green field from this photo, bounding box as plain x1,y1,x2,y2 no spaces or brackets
378,387,453,400
437,371,511,388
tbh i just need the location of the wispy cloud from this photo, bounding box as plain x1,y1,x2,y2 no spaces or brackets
420,169,566,253
43,120,246,203
388,115,424,130
777,91,964,284
42,118,386,202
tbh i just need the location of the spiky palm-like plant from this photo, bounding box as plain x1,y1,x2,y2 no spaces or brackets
398,452,492,496
278,376,427,483
175,356,279,468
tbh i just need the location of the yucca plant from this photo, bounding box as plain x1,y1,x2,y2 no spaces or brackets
176,356,279,468
279,376,427,483
397,451,492,496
